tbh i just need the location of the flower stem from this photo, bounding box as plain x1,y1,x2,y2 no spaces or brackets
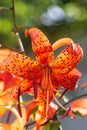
63,93,87,107
58,93,87,112
11,0,25,54
52,38,73,51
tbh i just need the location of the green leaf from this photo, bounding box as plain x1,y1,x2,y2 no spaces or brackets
58,108,66,116
44,121,62,130
32,106,38,120
74,111,85,118
23,127,27,130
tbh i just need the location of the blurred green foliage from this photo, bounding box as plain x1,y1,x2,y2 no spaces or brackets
0,0,87,50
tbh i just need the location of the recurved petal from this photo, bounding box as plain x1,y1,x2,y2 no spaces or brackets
0,49,41,79
52,69,81,90
70,98,87,117
52,43,83,74
25,28,54,65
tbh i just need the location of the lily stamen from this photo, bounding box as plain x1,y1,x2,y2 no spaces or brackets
48,69,66,112
53,94,66,111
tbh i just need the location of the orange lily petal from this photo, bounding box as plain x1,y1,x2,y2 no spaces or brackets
52,69,81,90
25,28,54,65
32,84,58,124
81,83,87,89
0,79,35,107
0,124,11,130
27,100,39,121
20,79,34,94
48,102,57,119
0,79,34,106
0,49,41,79
70,98,87,117
0,70,34,95
0,108,6,118
0,86,19,106
0,70,22,91
0,72,34,107
52,43,83,74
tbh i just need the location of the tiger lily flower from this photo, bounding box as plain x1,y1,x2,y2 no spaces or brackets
0,28,83,129
25,28,83,129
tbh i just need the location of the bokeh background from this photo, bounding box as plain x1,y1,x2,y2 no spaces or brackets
0,0,87,130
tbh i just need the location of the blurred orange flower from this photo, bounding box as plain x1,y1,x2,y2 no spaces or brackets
0,105,26,130
70,98,87,117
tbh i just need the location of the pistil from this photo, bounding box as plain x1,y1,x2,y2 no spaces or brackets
52,38,73,51
41,66,51,91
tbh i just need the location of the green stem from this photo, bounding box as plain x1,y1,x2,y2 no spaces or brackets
24,121,35,129
11,0,17,31
58,93,87,110
11,0,25,53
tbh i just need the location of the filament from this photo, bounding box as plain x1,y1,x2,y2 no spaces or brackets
48,69,66,111
46,87,49,117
